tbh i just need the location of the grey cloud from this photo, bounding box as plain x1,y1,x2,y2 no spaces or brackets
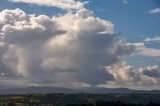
98,62,160,90
127,43,160,57
141,66,160,78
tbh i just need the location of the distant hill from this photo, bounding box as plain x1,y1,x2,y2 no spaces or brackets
0,87,81,94
82,87,160,94
0,86,160,94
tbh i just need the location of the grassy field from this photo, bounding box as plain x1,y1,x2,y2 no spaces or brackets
0,93,160,106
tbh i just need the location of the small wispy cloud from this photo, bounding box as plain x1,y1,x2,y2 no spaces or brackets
94,7,106,12
144,36,160,42
127,43,160,57
149,8,160,14
9,0,87,10
122,0,128,4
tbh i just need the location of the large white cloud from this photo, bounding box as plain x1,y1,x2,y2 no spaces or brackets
0,8,160,89
0,8,136,88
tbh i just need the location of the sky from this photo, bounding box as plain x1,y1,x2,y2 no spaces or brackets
0,0,160,90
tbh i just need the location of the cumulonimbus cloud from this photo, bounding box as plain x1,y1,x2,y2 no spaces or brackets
0,8,136,88
0,7,159,89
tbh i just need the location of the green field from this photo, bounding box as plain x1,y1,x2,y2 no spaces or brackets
0,93,160,106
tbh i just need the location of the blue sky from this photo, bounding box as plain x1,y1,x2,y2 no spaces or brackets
87,0,160,40
0,0,160,89
86,0,160,67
